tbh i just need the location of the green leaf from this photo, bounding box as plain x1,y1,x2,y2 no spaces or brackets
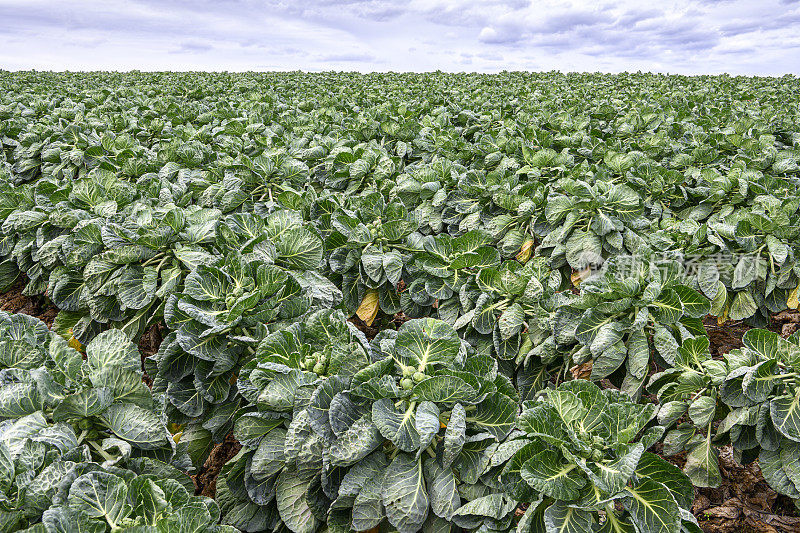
521,449,586,500
653,324,679,366
0,339,48,369
709,281,727,316
424,457,460,521
743,360,779,403
41,507,106,533
585,442,643,495
352,474,385,531
276,469,321,533
770,391,800,442
412,375,481,404
650,289,683,324
328,414,383,467
466,392,517,440
442,403,466,468
383,454,429,533
250,428,287,479
67,471,131,527
683,433,721,488
99,403,169,450
416,401,440,457
129,476,168,525
688,396,717,428
635,452,694,510
728,291,757,321
396,318,460,371
498,303,525,340
373,399,421,452
543,502,594,533
86,329,140,374
672,285,710,319
623,479,680,533
53,388,113,421
565,230,602,269
759,447,800,499
276,227,323,270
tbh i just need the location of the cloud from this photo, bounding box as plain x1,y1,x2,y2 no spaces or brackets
478,26,519,44
173,40,214,54
0,0,797,74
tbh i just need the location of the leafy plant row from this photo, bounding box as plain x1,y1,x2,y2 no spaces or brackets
7,307,800,533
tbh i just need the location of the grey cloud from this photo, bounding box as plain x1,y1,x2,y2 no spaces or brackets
719,9,800,36
542,10,614,32
253,0,410,22
652,21,718,51
478,9,615,48
613,8,662,27
420,0,530,28
172,41,214,54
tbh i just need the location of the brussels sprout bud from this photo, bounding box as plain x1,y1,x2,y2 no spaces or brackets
412,372,426,383
401,378,414,390
313,362,326,375
590,449,604,462
402,366,413,378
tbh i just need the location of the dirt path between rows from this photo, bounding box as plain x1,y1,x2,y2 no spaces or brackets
0,278,57,327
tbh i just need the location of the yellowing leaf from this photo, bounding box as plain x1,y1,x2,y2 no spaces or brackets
356,289,380,326
717,305,729,326
788,284,799,310
571,267,592,287
516,239,534,264
67,332,84,353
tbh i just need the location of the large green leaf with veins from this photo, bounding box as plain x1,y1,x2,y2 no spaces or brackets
395,318,461,371
382,454,429,533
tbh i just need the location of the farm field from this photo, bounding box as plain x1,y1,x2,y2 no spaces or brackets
0,70,799,532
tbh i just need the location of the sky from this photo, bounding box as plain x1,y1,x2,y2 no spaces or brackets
0,0,799,75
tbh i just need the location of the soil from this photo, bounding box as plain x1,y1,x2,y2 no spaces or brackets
138,321,166,386
771,309,800,338
686,315,800,532
0,277,58,327
348,311,411,341
193,432,242,498
139,321,166,358
670,447,800,533
704,317,750,355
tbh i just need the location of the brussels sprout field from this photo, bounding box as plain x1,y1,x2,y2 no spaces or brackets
1,70,800,533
